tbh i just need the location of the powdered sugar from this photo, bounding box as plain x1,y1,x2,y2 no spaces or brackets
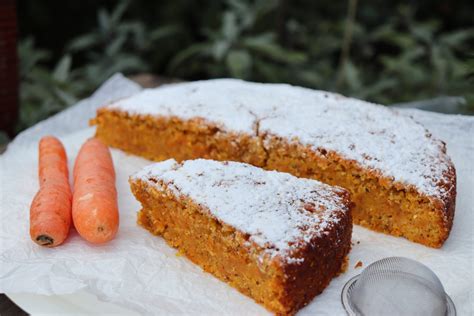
132,159,348,262
108,79,453,201
259,98,453,200
107,82,256,133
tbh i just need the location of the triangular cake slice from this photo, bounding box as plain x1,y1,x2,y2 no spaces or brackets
130,159,352,315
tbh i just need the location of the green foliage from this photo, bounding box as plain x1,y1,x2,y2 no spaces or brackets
169,0,306,79
17,0,474,134
343,5,474,105
18,38,81,131
167,2,473,108
17,0,178,132
66,0,179,91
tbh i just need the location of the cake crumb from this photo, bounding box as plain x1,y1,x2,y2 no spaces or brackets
354,261,363,269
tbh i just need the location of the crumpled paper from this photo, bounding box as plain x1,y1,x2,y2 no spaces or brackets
1,74,472,315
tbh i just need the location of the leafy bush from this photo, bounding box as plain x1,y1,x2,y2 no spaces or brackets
169,2,473,107
168,0,307,79
18,38,80,131
66,0,179,90
17,0,178,133
16,0,474,135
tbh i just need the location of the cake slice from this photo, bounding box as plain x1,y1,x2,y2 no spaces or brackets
129,159,352,315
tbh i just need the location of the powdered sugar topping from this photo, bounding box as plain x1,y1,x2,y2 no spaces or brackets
133,159,348,262
109,79,453,200
107,81,256,133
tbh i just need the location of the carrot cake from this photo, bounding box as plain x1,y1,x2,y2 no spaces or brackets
92,79,456,248
130,159,352,315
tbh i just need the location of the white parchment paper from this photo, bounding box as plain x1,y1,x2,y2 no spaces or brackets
1,74,473,315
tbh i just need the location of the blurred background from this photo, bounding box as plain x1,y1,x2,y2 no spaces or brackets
1,0,473,144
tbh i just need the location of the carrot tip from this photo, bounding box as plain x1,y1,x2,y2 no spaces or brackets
36,235,54,246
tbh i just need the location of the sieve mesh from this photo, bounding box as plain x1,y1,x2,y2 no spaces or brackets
341,257,456,316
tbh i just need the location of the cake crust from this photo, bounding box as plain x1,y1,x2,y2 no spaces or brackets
130,159,352,315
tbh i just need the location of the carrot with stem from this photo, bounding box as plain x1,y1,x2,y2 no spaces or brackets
30,136,72,247
72,138,119,244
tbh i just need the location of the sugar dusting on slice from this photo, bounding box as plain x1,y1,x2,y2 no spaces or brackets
108,79,454,201
132,159,349,263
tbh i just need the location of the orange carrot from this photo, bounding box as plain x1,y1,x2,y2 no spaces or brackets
30,136,72,247
72,138,119,244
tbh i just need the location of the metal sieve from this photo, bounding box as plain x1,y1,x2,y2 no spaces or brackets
341,257,456,316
